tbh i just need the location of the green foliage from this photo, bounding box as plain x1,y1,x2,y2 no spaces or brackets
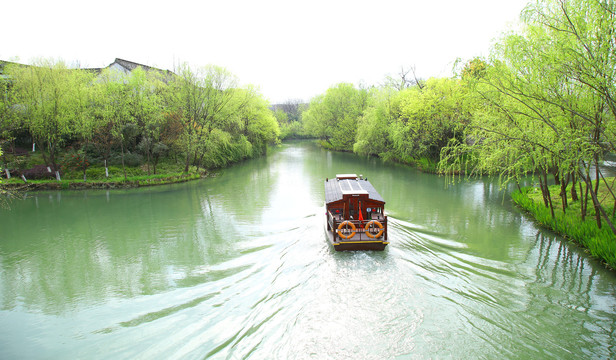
162,64,278,172
236,89,280,153
303,83,369,151
439,0,616,233
354,88,395,157
0,71,19,152
274,100,307,139
126,67,166,174
115,152,143,167
304,78,472,166
390,78,470,163
275,105,310,140
95,68,135,179
1,59,280,182
61,149,89,172
414,157,438,173
459,57,487,81
7,60,95,170
273,109,288,124
152,142,169,158
279,121,307,140
83,166,112,180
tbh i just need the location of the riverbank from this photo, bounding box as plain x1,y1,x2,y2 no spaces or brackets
1,172,204,191
512,183,616,270
0,160,207,192
0,149,212,192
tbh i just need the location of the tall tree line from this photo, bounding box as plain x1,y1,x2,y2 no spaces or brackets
302,78,470,165
0,60,280,179
300,0,616,232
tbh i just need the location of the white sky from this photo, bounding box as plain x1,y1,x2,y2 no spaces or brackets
2,0,528,104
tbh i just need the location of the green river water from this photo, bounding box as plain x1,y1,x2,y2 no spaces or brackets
1,140,615,359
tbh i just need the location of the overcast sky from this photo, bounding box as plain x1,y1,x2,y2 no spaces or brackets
2,0,528,103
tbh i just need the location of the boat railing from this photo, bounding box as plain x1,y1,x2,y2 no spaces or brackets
328,210,387,241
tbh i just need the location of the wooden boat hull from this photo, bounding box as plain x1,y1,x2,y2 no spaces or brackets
325,225,388,251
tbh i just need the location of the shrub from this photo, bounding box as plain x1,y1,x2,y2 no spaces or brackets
84,167,109,180
152,142,168,158
109,152,144,167
123,152,144,167
12,165,59,180
61,150,89,172
414,157,437,173
83,142,106,165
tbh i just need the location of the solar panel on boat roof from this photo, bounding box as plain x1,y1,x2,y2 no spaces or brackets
324,178,385,204
339,179,352,191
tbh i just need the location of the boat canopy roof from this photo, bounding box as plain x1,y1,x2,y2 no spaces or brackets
324,175,385,204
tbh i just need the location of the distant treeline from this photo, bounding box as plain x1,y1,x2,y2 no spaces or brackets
285,0,616,234
0,60,280,179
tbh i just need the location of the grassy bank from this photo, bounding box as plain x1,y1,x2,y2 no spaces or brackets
2,172,203,191
512,182,616,270
1,157,205,191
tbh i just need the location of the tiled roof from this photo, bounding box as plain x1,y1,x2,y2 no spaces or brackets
114,58,155,72
110,58,175,76
1,58,174,76
324,178,385,204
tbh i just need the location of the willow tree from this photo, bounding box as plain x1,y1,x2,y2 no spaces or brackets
70,69,97,181
126,67,164,175
193,85,280,169
389,77,470,164
440,0,616,233
440,58,564,216
353,87,396,158
8,60,79,171
97,68,133,179
236,87,280,154
194,84,249,169
166,64,240,172
0,71,17,155
522,0,616,231
502,0,616,231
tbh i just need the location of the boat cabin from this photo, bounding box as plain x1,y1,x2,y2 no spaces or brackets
324,174,388,251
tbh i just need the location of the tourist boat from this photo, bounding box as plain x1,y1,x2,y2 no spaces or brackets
324,174,388,251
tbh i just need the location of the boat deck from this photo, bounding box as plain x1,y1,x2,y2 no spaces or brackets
325,228,388,251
